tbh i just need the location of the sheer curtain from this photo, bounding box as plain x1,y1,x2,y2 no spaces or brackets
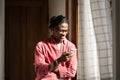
77,0,113,80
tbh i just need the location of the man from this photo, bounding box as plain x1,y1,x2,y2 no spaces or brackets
34,15,77,80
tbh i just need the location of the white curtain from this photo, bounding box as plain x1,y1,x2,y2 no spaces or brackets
77,0,113,80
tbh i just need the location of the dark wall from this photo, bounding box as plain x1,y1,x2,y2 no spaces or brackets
5,0,49,80
115,0,120,79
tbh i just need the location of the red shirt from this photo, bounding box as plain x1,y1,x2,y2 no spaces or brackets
34,36,77,80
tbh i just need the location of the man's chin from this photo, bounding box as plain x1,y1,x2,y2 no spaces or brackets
60,38,65,42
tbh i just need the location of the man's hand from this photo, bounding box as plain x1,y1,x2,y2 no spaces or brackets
57,51,74,63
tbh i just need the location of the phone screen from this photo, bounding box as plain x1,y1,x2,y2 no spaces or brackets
70,49,77,53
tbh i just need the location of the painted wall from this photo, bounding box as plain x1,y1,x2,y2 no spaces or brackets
48,0,65,19
0,0,4,80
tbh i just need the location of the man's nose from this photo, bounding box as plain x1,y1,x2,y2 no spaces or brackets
61,32,67,36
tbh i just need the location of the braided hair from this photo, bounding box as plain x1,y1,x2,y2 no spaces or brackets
49,15,69,30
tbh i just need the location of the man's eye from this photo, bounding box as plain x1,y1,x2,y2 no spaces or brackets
58,30,68,32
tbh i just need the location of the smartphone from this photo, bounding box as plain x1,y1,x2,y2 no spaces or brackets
70,49,77,54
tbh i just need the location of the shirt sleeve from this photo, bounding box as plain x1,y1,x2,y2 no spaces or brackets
58,45,78,78
34,42,49,77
